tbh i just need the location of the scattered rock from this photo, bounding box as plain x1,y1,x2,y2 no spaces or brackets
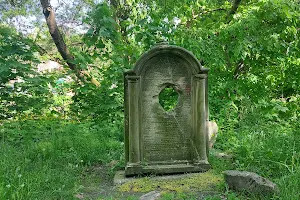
207,121,218,148
215,152,233,160
224,170,279,195
210,149,233,160
74,193,84,199
139,191,161,200
108,160,119,168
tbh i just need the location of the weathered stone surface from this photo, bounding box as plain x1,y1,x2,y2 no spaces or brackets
207,121,218,148
139,191,161,200
124,43,211,176
224,170,279,194
215,152,233,160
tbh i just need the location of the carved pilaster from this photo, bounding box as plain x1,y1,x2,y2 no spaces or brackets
126,75,141,166
193,74,208,164
200,68,210,157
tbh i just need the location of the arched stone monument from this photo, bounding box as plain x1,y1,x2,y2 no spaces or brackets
124,43,210,176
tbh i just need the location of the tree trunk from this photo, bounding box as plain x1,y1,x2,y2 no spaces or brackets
39,0,99,86
227,0,242,23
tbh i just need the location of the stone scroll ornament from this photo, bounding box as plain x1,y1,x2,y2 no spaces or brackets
124,43,210,176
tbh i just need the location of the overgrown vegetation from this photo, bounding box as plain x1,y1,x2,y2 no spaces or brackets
0,0,299,199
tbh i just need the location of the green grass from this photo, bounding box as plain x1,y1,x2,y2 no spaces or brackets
213,107,300,200
0,119,123,199
1,102,299,200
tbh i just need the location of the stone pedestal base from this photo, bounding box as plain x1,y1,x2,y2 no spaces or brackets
125,162,210,177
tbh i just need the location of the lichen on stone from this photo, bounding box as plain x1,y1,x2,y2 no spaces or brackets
118,170,223,193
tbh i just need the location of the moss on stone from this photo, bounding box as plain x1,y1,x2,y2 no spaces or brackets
118,170,223,193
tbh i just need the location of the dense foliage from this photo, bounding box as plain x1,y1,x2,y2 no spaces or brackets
0,0,299,199
0,25,55,119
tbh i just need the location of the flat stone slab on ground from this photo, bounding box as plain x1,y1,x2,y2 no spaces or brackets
114,170,223,194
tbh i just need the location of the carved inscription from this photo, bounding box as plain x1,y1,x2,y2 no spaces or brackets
140,54,193,164
124,44,211,176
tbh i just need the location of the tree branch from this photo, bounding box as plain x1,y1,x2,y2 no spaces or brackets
39,0,99,86
182,8,226,28
223,46,248,80
223,45,232,69
233,59,245,79
227,0,242,23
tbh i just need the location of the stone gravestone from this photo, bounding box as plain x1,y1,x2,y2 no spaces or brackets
124,43,210,176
